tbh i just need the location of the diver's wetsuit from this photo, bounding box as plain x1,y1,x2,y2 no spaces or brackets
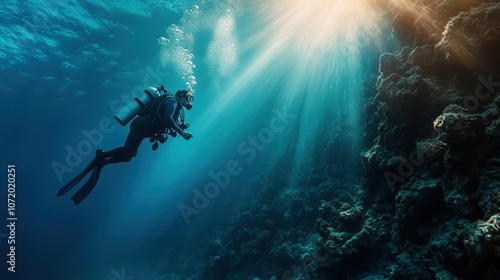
102,95,184,164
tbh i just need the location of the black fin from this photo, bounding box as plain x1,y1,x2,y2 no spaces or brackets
71,164,103,205
57,150,104,197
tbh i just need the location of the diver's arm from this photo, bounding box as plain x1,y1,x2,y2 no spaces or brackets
161,98,184,134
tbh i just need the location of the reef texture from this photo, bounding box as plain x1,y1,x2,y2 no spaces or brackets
199,142,364,280
355,0,500,279
195,1,500,279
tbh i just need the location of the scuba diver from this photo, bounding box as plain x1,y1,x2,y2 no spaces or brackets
57,85,194,205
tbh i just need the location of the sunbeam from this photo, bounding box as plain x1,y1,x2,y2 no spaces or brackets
150,0,387,197
224,0,385,181
137,0,387,234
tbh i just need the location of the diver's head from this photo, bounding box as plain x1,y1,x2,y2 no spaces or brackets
175,89,194,110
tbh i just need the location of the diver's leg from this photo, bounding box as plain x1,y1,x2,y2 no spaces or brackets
68,117,152,203
102,116,152,163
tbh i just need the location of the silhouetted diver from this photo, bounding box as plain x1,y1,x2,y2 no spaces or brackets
57,86,194,204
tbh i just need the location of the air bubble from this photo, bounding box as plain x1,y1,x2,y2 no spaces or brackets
157,37,168,45
159,18,198,93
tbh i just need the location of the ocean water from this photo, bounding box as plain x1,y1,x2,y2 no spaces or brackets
1,0,389,279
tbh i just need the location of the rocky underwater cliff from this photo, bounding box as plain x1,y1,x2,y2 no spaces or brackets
198,1,500,279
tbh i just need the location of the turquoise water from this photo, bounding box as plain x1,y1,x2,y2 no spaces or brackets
0,0,385,279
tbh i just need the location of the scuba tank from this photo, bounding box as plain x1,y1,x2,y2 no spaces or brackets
114,85,190,151
114,86,165,126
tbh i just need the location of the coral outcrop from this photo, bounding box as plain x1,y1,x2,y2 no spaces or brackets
196,1,500,279
466,214,500,259
315,0,500,279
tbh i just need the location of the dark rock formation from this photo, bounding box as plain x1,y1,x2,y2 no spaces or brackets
436,2,500,74
196,1,500,279
316,0,500,279
433,104,486,144
465,214,500,259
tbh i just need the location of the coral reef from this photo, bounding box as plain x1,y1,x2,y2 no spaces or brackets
466,214,500,259
308,0,500,279
183,1,500,279
436,2,500,74
433,104,486,144
198,171,358,279
347,0,500,278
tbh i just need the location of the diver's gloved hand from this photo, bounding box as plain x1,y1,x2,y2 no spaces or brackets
181,131,193,140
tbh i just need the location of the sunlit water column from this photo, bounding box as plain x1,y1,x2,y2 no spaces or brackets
154,0,384,187
120,0,384,226
86,1,386,261
233,0,384,184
